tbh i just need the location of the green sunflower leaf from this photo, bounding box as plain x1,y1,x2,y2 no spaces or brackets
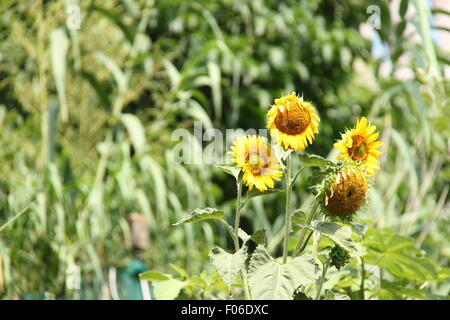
363,228,439,281
324,290,351,300
272,144,292,168
298,153,335,169
291,209,307,232
350,222,369,239
209,246,248,292
152,278,187,300
250,229,267,246
173,207,224,226
248,247,317,300
238,228,250,242
246,188,282,200
238,229,266,246
248,245,272,274
139,271,170,282
216,165,241,181
299,220,365,255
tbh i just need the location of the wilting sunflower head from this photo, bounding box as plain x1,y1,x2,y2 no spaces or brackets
323,165,368,217
334,117,383,175
231,135,283,192
267,92,320,151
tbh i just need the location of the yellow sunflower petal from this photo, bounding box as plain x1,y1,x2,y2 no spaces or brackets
231,135,283,191
267,92,320,151
333,117,383,175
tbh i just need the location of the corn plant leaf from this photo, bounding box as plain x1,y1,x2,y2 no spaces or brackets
91,5,134,43
95,51,127,93
298,153,335,169
399,0,408,17
173,207,224,226
164,59,181,90
209,246,247,291
248,249,317,300
0,204,31,234
207,61,222,121
299,221,365,255
50,29,69,122
121,113,146,154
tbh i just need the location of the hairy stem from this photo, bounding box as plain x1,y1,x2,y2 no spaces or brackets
233,181,243,252
293,201,319,257
360,257,365,300
233,181,252,300
282,153,292,264
315,259,330,300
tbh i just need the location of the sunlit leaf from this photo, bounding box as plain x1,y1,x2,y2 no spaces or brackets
298,153,335,169
152,278,187,300
173,207,224,226
209,246,247,291
139,271,170,282
216,165,241,180
248,251,317,300
364,228,439,281
299,221,365,255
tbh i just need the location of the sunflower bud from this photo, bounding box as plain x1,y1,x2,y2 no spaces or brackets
329,245,350,270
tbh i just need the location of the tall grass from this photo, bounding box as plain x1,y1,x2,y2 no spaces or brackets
0,0,448,298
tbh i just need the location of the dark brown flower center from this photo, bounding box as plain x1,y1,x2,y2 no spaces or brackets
274,105,310,135
348,135,368,161
324,169,367,216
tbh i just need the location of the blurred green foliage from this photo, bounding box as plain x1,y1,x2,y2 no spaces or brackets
0,0,448,299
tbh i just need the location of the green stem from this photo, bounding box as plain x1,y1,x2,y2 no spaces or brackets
297,230,313,254
282,153,292,264
360,257,365,300
293,201,319,257
315,259,330,300
233,182,243,252
233,181,252,300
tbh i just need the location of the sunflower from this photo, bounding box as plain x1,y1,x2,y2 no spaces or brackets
323,165,368,217
333,117,383,175
231,135,283,191
267,92,320,151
